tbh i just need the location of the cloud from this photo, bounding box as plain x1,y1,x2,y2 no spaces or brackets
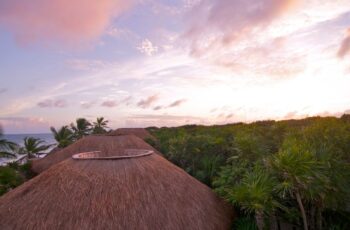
137,39,158,56
54,99,67,108
0,116,50,134
0,0,134,46
37,99,68,108
226,113,234,119
168,99,187,108
152,99,187,111
125,114,205,127
101,100,118,107
80,101,95,109
337,28,350,58
106,27,137,40
37,100,54,108
153,106,163,111
120,96,133,106
137,94,159,108
283,111,298,119
0,88,7,94
185,0,298,55
66,59,108,71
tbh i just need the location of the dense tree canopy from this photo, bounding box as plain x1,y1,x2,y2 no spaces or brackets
147,116,350,229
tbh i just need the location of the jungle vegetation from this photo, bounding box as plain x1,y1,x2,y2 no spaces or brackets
146,115,350,230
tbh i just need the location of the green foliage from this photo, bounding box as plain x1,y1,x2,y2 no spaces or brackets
21,137,53,159
227,166,279,213
70,118,92,139
234,217,258,230
165,134,230,186
50,125,74,148
0,127,18,158
0,166,23,196
144,137,158,148
92,117,109,134
49,117,109,148
149,115,350,229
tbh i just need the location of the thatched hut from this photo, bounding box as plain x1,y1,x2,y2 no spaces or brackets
109,128,155,140
31,135,161,174
0,135,234,229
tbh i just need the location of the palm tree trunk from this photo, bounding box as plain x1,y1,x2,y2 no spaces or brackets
255,210,264,230
270,213,278,230
310,205,315,230
296,191,308,230
317,207,322,230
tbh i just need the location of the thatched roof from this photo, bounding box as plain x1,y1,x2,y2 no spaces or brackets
109,128,155,140
31,134,161,174
0,136,234,229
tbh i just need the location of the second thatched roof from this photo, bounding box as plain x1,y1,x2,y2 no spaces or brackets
109,128,155,140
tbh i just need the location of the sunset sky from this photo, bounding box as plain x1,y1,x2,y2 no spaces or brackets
1,0,350,133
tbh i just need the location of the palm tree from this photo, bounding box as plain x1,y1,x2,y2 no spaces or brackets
21,137,53,159
0,127,17,158
225,166,280,230
194,154,223,186
50,126,74,148
92,117,109,134
70,118,92,139
270,143,321,230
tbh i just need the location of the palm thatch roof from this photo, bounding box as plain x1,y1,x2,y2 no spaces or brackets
0,136,234,229
109,128,155,140
31,134,161,174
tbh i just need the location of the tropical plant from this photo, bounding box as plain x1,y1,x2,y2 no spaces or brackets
20,137,53,159
70,118,92,139
50,126,74,148
92,117,109,134
149,115,350,229
270,142,322,230
0,127,18,158
223,166,280,230
0,166,23,196
234,217,258,230
194,154,223,186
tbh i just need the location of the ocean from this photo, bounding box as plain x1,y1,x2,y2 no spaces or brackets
1,133,56,166
3,133,56,147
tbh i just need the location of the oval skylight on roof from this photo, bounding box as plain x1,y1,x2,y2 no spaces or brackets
72,149,153,160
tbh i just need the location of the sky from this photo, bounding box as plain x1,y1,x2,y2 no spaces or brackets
0,0,350,134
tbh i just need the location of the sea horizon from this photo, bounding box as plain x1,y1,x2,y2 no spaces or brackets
3,133,55,146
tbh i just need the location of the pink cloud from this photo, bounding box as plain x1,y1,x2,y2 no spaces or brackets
137,94,159,109
80,101,95,109
37,99,68,108
168,99,187,108
37,100,52,108
66,59,107,71
120,96,133,106
153,106,163,111
186,0,298,55
0,0,134,46
213,37,305,78
0,116,50,134
101,100,118,108
137,39,158,56
226,114,234,119
125,114,204,127
53,99,67,108
337,28,350,59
